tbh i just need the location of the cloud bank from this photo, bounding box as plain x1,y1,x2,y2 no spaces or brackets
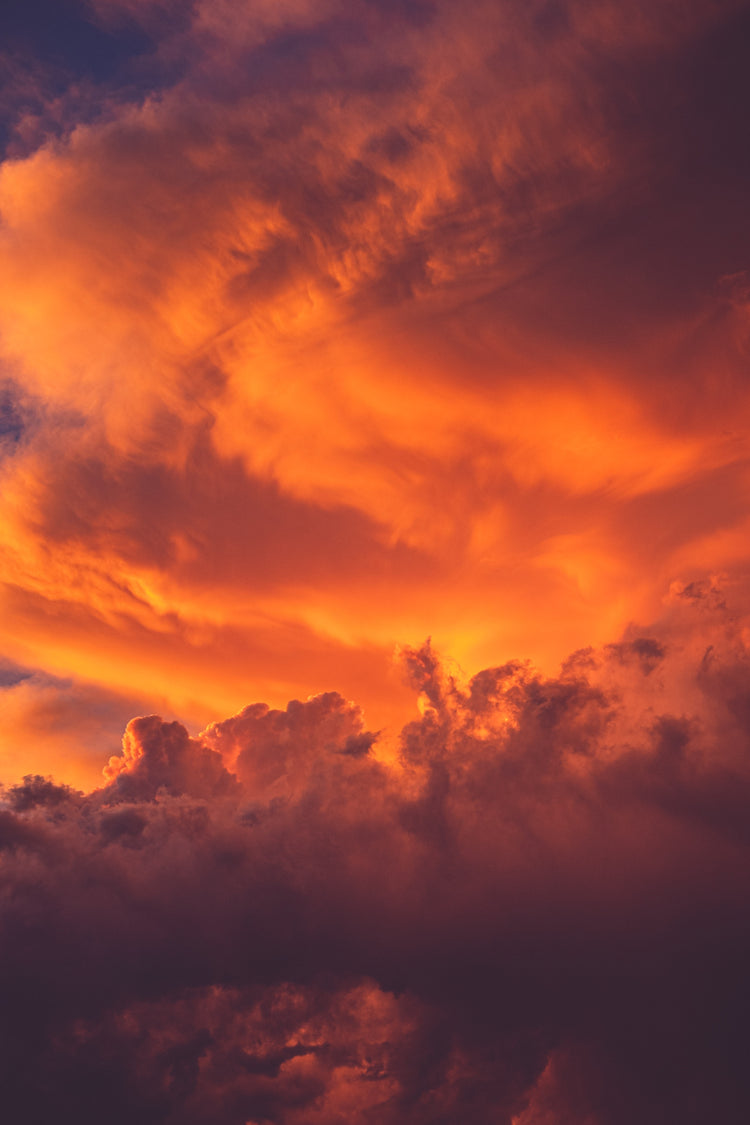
3,588,750,1121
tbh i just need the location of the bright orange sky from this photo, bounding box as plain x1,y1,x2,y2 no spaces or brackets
5,5,750,1123
1,0,750,788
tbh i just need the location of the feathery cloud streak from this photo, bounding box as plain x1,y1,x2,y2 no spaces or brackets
1,0,750,778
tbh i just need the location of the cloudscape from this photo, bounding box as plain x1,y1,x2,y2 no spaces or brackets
1,0,750,1120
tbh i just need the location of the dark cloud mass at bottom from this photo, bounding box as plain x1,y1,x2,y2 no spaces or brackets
3,592,750,1123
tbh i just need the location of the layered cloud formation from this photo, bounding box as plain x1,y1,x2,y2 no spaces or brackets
1,0,750,782
1,3,750,1117
3,585,750,1121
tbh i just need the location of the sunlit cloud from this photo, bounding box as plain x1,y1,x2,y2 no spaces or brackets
1,2,750,1112
3,589,750,1118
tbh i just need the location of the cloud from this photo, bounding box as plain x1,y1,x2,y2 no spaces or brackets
0,662,179,789
103,713,239,800
2,591,750,1119
1,5,750,1113
203,689,379,796
0,0,749,719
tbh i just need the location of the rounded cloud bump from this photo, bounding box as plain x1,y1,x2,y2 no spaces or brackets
3,598,750,1121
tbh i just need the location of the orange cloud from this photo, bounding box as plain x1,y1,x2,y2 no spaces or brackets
0,0,749,768
2,2,750,1121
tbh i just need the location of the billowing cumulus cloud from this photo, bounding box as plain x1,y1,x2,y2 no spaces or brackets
3,589,750,1120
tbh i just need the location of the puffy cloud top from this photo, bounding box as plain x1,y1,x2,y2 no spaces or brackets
104,714,239,801
3,599,750,1121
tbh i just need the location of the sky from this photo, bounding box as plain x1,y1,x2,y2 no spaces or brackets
1,0,750,1121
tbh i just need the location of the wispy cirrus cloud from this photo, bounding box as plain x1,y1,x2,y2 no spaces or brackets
0,0,749,757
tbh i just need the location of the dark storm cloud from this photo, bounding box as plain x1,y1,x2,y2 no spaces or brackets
3,595,750,1121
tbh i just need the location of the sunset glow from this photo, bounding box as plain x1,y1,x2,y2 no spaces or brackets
2,0,750,1120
